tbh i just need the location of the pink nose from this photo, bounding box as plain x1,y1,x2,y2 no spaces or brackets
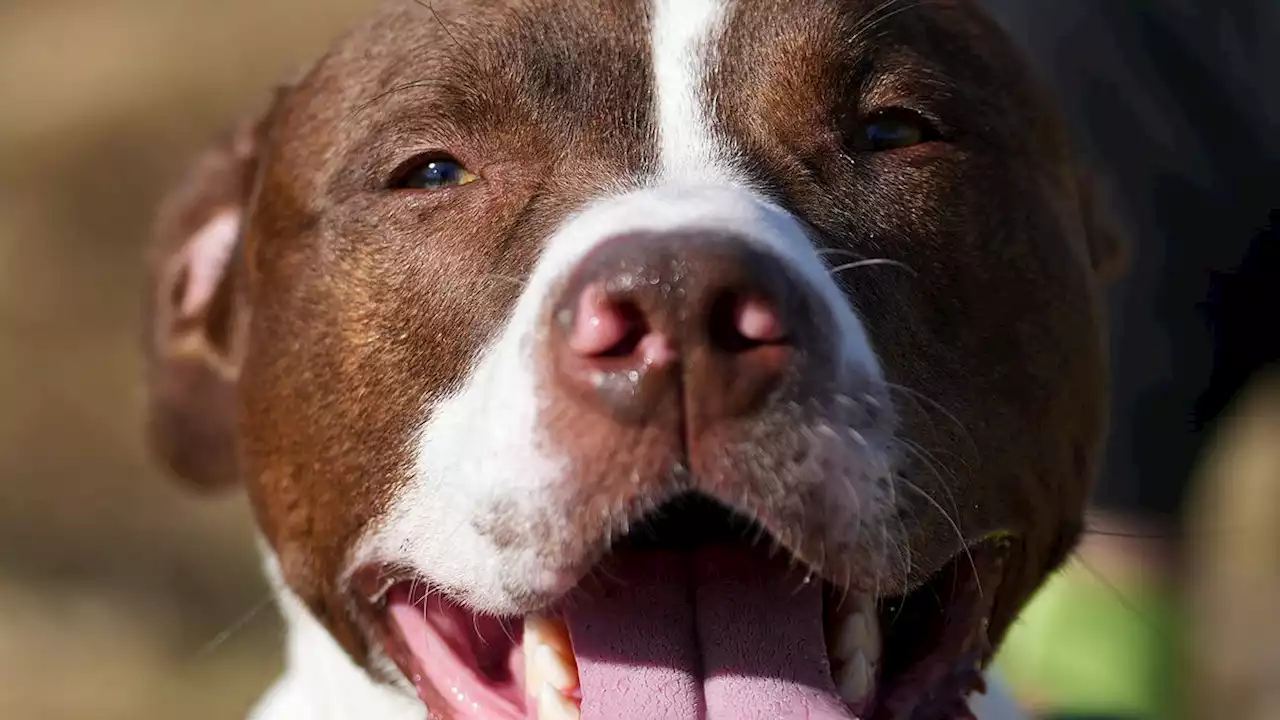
565,282,789,365
549,231,819,424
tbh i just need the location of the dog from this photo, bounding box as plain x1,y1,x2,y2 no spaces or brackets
143,1,1123,718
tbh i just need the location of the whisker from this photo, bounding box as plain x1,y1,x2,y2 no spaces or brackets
893,468,983,601
894,435,960,484
411,0,464,51
420,580,432,660
849,0,943,47
879,479,920,625
892,437,975,604
346,80,434,121
882,382,980,464
829,258,919,277
192,593,277,659
1070,556,1168,641
473,610,487,647
499,617,519,646
1083,528,1178,540
848,0,909,40
484,273,528,289
880,509,912,627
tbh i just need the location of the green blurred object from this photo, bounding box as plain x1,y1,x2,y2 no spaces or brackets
1044,716,1144,720
994,564,1185,720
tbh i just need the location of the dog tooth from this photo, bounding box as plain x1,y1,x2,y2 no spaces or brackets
538,682,581,720
526,615,573,655
834,613,868,662
537,643,580,693
857,593,881,661
524,634,543,699
525,616,578,700
837,651,873,708
833,610,881,664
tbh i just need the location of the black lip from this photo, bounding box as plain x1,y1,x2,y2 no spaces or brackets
869,538,1013,719
612,492,764,553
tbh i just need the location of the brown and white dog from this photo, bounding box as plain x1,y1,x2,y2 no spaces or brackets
144,1,1123,718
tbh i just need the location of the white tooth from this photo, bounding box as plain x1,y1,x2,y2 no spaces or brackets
833,613,865,662
538,682,581,720
526,616,574,655
537,643,580,694
524,638,543,699
526,616,578,701
833,609,881,664
837,651,873,707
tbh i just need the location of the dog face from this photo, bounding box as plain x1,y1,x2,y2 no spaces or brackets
145,0,1122,717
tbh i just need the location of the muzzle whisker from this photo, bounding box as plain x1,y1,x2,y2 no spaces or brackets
1069,555,1169,641
883,382,979,466
892,469,983,601
191,592,277,659
828,258,919,278
483,273,529,290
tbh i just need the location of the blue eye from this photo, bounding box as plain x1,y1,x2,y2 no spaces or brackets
393,155,479,190
853,107,940,152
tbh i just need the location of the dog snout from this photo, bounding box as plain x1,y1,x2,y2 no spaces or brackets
547,231,826,428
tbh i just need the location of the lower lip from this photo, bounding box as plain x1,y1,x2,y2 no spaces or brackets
384,588,528,719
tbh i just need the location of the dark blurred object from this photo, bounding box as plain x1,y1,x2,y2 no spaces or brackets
1196,211,1280,425
979,0,1280,526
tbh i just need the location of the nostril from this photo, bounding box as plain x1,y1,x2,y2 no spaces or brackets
708,292,790,353
735,296,788,344
565,283,650,359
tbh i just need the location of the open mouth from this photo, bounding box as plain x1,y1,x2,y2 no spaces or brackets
366,494,1009,720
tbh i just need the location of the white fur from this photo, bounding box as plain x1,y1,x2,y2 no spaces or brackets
651,0,737,184
251,549,421,720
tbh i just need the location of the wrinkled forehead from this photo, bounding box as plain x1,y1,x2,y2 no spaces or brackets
284,0,1045,183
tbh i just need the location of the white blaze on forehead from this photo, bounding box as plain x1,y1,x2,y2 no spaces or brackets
651,0,741,184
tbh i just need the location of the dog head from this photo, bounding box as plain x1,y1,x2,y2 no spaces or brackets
145,1,1123,717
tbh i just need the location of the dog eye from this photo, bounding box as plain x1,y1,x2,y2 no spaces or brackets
391,154,479,190
852,108,940,152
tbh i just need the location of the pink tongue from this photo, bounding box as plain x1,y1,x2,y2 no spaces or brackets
564,545,856,720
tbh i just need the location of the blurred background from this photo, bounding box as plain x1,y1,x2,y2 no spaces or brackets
0,1,1275,719
0,1,376,717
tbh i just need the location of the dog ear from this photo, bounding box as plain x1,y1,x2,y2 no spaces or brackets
1077,168,1130,284
142,88,286,491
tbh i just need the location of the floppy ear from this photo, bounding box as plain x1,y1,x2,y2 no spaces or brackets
1077,169,1130,284
142,89,284,491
